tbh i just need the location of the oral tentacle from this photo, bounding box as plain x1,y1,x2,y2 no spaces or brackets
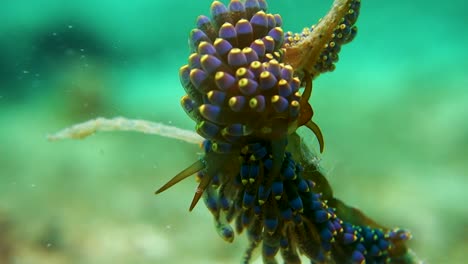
155,159,205,194
306,120,325,153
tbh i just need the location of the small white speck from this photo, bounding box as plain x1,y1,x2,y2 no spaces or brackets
52,32,57,36
31,184,36,188
46,243,52,248
165,225,171,230
68,25,73,29
80,48,85,52
23,70,29,74
168,120,173,124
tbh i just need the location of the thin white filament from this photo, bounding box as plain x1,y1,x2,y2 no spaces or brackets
47,117,203,145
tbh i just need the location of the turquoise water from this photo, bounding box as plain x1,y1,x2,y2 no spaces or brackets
0,1,466,263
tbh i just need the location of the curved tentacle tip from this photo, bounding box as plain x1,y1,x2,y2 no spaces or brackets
306,120,324,153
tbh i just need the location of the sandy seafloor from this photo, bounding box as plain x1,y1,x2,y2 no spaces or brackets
0,0,467,263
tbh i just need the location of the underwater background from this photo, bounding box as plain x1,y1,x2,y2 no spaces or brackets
0,0,466,263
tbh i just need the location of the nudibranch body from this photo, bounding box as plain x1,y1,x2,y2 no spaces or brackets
157,0,415,263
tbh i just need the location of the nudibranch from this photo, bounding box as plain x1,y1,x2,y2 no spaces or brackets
156,0,416,263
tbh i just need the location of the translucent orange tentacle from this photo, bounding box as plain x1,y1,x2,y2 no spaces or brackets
298,75,324,153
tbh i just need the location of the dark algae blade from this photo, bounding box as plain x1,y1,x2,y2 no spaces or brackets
156,0,421,263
